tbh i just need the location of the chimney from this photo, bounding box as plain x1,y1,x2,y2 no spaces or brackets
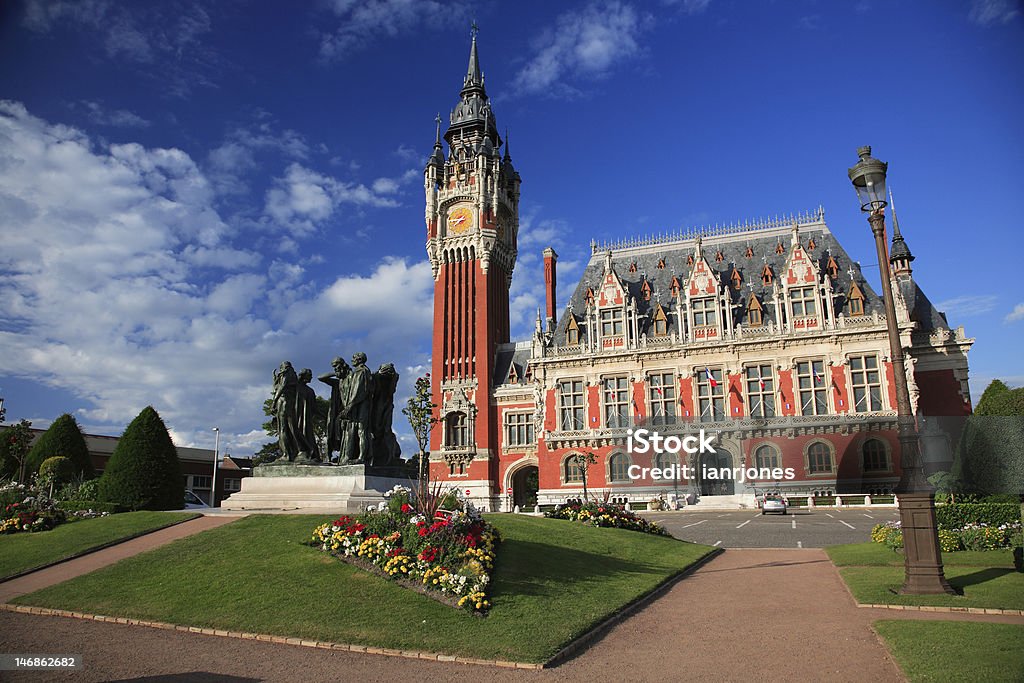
543,247,558,331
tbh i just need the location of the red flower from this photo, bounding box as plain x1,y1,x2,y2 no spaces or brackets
417,527,429,537
418,546,439,562
400,503,412,514
386,547,404,557
346,523,365,535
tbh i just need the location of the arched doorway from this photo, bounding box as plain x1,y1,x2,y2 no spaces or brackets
510,465,539,509
699,449,735,496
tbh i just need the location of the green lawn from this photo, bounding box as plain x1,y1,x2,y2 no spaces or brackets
875,620,1024,682
839,565,1024,610
12,514,714,663
0,512,199,581
827,542,1016,568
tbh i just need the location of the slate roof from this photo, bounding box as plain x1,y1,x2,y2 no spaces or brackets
494,342,535,391
550,210,948,345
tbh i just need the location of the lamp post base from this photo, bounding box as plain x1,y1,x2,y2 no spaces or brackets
897,492,957,595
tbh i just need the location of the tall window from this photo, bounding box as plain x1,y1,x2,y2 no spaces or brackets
565,316,580,345
807,441,833,474
863,439,888,471
754,445,780,470
850,354,883,412
604,376,630,428
559,380,586,430
745,364,775,418
652,305,668,337
609,453,631,482
698,367,725,422
790,286,817,318
797,360,828,416
747,296,763,327
564,455,583,483
600,309,625,337
446,412,469,447
648,372,677,426
692,298,717,327
655,451,679,472
504,412,535,448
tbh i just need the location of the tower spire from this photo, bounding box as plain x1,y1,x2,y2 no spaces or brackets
888,186,915,277
465,22,482,88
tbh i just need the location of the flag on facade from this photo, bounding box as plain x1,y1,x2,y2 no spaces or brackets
759,378,766,391
814,368,823,384
705,367,718,388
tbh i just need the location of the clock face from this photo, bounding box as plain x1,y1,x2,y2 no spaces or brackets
447,206,474,234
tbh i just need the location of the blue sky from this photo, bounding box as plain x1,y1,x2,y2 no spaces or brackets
0,0,1021,455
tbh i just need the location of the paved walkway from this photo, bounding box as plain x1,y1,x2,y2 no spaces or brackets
3,544,1022,682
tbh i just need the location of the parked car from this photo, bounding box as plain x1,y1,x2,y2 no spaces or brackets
761,495,787,515
184,489,209,509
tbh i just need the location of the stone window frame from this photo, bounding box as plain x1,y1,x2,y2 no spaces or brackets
607,451,632,483
696,366,726,422
647,370,677,426
602,375,631,428
795,358,830,416
848,353,886,413
753,443,781,470
558,378,586,431
804,439,835,476
744,363,776,418
562,452,584,484
503,410,536,450
861,437,892,473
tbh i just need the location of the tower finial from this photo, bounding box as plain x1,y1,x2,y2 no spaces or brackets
503,127,511,161
434,113,442,145
465,22,482,87
888,186,903,238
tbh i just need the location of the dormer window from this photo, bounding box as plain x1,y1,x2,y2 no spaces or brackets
670,276,681,298
565,316,581,344
790,286,817,318
807,237,817,251
657,258,666,269
628,261,638,273
745,246,754,259
746,295,764,327
825,255,839,279
761,265,774,286
652,304,668,337
691,297,717,327
640,279,652,301
848,281,865,316
687,254,694,266
730,267,742,291
775,242,785,255
600,308,625,337
584,287,595,307
507,363,519,384
715,250,724,263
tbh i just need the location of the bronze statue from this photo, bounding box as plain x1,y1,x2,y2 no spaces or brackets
272,361,300,461
295,368,322,463
319,357,354,464
371,363,402,466
347,352,374,465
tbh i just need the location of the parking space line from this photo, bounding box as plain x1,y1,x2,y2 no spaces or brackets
825,513,834,518
863,513,874,519
839,520,855,529
714,540,722,547
736,520,751,529
797,541,803,548
680,519,708,529
791,518,796,529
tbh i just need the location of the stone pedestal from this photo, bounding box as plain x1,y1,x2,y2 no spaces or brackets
220,463,408,513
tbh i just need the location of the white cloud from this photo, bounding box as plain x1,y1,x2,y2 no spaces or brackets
1005,303,1024,323
0,101,432,454
319,0,470,60
77,100,150,128
206,123,310,197
969,0,1020,26
263,163,398,236
513,1,651,97
936,294,998,317
662,0,711,13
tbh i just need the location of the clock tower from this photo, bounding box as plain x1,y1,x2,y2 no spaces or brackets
425,30,521,489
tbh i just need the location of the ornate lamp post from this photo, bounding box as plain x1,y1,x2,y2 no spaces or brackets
211,426,220,508
848,146,954,594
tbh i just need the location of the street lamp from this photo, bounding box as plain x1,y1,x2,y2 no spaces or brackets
848,146,954,595
211,427,220,508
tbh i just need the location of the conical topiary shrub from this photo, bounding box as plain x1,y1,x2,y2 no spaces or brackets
26,413,95,479
97,406,184,511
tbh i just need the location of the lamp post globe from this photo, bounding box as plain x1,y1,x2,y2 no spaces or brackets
848,147,953,595
848,145,889,212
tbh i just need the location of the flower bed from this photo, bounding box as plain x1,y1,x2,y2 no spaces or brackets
310,486,499,614
871,519,1023,552
1,501,66,534
545,501,668,535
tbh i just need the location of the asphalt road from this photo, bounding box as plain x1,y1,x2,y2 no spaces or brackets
642,508,900,548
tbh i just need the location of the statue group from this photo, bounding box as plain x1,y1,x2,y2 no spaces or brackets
269,352,402,468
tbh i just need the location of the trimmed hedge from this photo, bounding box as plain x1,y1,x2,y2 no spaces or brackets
97,406,184,511
936,503,1021,530
57,500,127,514
25,414,95,479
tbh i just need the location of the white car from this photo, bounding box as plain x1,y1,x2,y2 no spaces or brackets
184,489,210,509
761,495,787,515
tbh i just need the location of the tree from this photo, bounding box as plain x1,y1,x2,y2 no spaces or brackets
952,379,1024,497
573,451,599,502
25,413,95,479
0,420,33,483
253,441,280,466
261,395,329,459
402,373,438,481
39,456,75,497
97,406,184,510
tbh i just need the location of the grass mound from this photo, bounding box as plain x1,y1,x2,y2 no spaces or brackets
14,513,713,662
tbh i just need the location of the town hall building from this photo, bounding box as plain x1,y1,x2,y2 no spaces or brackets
425,35,973,512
